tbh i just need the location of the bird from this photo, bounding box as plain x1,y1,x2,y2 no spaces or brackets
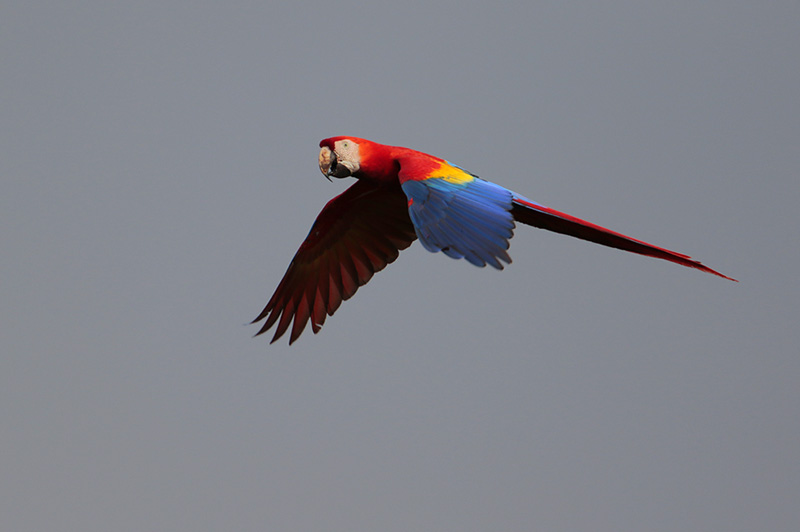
253,137,736,344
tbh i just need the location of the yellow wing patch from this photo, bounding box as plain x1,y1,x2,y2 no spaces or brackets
427,161,476,185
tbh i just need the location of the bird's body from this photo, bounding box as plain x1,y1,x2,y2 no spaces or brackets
254,137,735,344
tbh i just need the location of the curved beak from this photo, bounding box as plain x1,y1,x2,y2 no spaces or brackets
318,146,352,180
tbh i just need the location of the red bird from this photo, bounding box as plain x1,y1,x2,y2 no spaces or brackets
254,137,735,344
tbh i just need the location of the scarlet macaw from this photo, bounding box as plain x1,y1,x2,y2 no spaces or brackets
254,137,735,344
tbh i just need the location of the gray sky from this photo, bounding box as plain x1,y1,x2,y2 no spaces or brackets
3,2,798,531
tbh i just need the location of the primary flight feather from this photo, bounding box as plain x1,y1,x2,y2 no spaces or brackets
253,137,735,344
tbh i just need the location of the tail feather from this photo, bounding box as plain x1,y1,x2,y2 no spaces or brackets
511,196,737,281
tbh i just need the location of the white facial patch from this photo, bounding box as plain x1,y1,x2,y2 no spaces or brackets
334,139,361,175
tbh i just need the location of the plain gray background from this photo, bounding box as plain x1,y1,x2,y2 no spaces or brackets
3,2,798,531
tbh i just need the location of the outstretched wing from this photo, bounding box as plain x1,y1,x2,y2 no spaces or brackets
400,161,516,270
253,179,417,344
511,194,736,281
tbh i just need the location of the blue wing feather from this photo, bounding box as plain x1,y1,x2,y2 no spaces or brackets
401,177,515,269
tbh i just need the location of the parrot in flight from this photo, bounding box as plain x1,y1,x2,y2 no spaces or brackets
253,137,735,344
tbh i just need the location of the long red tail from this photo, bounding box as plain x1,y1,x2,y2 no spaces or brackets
511,196,736,281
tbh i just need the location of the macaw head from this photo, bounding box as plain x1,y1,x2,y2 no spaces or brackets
318,137,362,180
